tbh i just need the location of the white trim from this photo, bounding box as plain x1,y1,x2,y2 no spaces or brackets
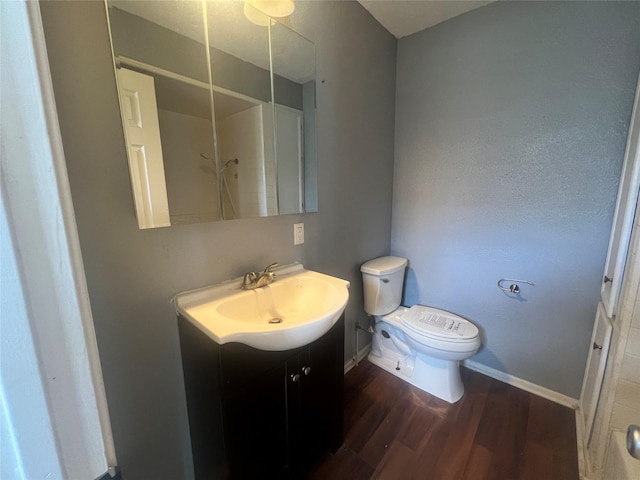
600,71,640,318
462,359,579,409
27,3,118,472
115,55,269,108
1,1,116,477
350,349,580,408
344,345,372,375
575,408,590,479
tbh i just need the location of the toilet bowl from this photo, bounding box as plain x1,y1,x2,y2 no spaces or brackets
361,256,481,403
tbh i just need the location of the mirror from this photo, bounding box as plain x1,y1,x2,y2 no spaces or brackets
106,0,317,228
205,2,276,219
270,20,317,214
108,1,219,227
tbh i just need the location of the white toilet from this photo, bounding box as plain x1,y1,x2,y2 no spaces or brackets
361,256,481,403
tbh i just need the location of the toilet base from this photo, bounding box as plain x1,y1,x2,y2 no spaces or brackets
367,351,464,403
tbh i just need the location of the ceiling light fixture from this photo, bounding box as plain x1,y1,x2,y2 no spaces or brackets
244,0,295,26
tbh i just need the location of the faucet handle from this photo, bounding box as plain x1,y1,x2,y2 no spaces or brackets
264,263,278,273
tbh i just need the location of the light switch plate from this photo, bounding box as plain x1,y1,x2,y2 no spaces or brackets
294,223,304,245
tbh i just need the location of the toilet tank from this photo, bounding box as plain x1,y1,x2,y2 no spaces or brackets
361,256,408,316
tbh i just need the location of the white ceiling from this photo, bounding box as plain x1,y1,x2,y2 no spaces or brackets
357,0,493,38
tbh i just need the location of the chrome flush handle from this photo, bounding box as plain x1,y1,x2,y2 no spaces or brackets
628,425,640,459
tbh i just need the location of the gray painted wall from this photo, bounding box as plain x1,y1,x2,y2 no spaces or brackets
393,1,640,398
39,1,396,478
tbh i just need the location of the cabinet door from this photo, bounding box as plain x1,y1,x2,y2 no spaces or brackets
580,303,613,445
223,361,288,478
285,351,303,469
303,322,344,457
289,318,345,469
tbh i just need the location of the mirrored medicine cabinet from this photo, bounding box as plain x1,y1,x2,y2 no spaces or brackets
106,0,317,228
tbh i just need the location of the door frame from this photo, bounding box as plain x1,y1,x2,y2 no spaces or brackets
1,1,116,477
601,71,640,318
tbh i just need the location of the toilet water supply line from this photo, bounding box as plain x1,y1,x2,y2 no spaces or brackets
354,321,374,367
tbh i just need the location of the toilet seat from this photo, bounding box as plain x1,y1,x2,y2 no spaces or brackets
400,305,479,343
379,305,480,356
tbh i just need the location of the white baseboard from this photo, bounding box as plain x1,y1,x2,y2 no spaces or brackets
344,344,372,374
462,359,579,409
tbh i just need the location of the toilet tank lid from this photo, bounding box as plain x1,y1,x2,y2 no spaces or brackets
361,256,408,275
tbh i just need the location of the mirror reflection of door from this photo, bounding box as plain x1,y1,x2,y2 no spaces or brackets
116,67,170,229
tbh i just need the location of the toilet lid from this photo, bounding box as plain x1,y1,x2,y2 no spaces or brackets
400,305,479,341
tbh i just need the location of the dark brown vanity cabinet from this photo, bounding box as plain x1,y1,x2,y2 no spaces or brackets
178,315,344,479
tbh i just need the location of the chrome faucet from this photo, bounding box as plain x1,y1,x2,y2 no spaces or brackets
242,263,278,290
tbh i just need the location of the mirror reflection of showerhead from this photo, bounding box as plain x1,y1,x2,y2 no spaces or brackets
197,154,239,220
199,154,237,171
222,158,238,172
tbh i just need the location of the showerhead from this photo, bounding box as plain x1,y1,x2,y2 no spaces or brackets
221,158,239,172
224,158,239,168
199,154,238,173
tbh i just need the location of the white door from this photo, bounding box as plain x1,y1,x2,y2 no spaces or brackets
580,302,613,444
275,105,303,215
116,67,170,229
580,72,640,456
601,72,640,318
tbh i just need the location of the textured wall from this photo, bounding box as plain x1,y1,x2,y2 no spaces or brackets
39,2,396,478
393,1,640,398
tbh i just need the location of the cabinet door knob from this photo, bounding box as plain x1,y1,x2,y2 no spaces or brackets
291,373,301,383
302,366,311,376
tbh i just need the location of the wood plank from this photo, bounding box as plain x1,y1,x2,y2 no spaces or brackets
359,393,414,467
519,441,554,480
428,372,491,479
372,440,415,480
307,446,374,480
344,370,409,453
308,360,579,480
461,443,493,480
550,399,580,480
475,378,530,478
396,403,441,452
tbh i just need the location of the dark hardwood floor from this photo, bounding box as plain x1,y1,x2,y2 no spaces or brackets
307,360,579,480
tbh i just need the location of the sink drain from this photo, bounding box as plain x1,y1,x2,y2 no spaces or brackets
268,318,282,324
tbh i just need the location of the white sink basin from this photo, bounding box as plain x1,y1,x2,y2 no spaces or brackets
174,263,350,351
